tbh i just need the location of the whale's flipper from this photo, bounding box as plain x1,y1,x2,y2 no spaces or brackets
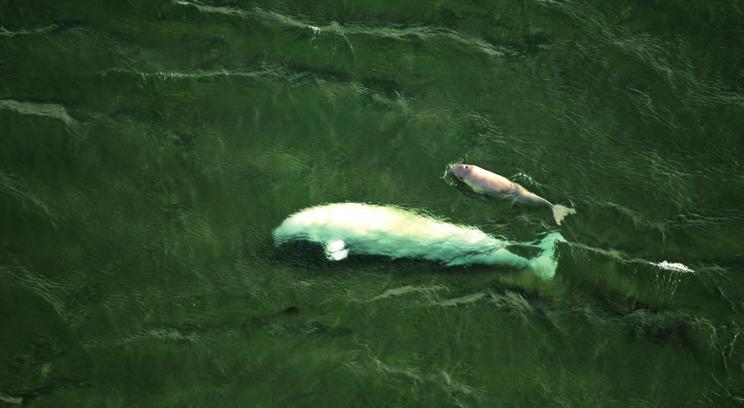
551,204,576,225
324,239,349,261
529,232,565,279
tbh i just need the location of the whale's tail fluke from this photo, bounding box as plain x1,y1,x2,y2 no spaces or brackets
551,204,576,225
529,232,565,279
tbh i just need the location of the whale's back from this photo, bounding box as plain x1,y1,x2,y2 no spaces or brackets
273,203,503,264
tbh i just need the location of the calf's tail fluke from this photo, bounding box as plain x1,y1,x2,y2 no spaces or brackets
529,232,566,279
551,204,576,225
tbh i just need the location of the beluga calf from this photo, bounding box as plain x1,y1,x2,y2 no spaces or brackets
450,164,575,225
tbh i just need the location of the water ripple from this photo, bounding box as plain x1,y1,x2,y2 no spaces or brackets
172,0,508,58
533,0,744,110
0,24,58,38
346,345,482,405
367,284,449,302
565,240,694,275
0,99,76,125
0,171,56,224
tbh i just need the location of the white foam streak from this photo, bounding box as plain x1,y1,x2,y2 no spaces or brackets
655,261,694,273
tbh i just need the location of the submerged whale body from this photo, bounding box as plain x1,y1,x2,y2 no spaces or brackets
273,203,565,279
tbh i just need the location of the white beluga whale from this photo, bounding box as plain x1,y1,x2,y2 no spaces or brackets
273,203,565,279
450,164,576,225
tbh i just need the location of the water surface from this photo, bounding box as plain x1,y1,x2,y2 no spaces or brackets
1,0,744,406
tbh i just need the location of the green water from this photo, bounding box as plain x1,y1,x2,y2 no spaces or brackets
2,0,744,406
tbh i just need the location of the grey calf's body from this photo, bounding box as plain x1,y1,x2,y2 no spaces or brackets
450,164,575,225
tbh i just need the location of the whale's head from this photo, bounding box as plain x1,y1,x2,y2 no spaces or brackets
450,164,474,181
